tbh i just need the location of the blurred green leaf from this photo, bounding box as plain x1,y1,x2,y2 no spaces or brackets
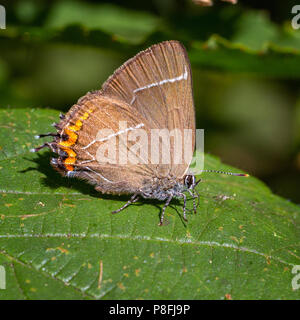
190,35,300,77
45,1,161,44
2,3,300,77
231,11,278,51
0,108,299,299
1,26,300,78
0,58,9,84
14,0,42,24
295,99,300,146
232,11,300,51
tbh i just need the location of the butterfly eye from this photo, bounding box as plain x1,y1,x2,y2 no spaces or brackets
184,175,195,189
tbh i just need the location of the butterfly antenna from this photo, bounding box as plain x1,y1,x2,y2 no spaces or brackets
199,170,249,177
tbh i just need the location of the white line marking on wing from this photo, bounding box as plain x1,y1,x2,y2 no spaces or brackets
130,67,188,104
82,123,145,150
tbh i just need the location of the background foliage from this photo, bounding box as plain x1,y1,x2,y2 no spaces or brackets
0,0,299,300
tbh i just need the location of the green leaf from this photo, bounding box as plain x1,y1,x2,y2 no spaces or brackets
2,4,300,78
0,58,9,85
190,35,300,77
231,11,279,51
45,1,161,45
231,11,300,51
1,28,300,78
0,108,299,299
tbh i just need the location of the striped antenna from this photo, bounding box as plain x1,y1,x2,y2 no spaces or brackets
200,170,249,177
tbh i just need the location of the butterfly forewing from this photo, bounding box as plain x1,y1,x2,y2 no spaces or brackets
101,40,195,179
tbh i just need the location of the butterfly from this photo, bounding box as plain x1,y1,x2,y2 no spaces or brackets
32,40,247,225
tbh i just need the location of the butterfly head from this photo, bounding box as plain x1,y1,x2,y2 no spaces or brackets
184,174,201,190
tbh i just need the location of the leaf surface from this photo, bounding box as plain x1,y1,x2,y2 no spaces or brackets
0,108,299,299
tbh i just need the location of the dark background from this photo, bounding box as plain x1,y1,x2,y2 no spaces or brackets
0,0,299,203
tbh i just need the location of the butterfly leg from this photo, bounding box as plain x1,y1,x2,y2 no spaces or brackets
159,195,173,226
112,193,139,214
192,197,197,214
30,142,57,153
179,192,188,222
193,190,200,214
187,189,198,214
191,191,198,214
35,133,58,139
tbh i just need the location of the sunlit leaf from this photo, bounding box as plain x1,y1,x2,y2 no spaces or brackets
0,108,299,299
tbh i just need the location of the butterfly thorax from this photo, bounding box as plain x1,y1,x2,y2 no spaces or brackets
140,177,186,201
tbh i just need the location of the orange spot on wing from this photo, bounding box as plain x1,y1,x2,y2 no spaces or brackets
80,112,89,120
68,120,83,132
68,125,79,131
59,128,77,147
65,164,74,171
76,120,83,127
64,157,76,165
62,147,76,158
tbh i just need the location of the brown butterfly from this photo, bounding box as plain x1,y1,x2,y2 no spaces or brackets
32,40,247,225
